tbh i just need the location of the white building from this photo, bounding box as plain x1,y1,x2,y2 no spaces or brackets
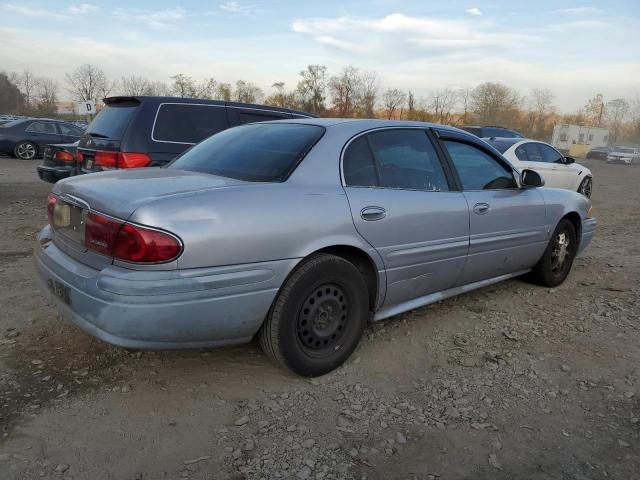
551,124,609,153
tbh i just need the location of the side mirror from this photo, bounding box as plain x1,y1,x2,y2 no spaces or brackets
521,169,545,188
564,156,575,164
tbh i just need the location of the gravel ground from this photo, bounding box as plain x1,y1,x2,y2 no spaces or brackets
0,156,638,480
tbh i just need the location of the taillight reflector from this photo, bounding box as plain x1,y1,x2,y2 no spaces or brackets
47,193,57,224
93,151,151,169
83,211,181,263
54,151,75,162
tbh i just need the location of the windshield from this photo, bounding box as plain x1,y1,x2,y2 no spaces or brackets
169,123,325,182
615,147,634,154
86,104,138,140
0,120,26,128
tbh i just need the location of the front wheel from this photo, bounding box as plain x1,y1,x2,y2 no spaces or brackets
259,254,369,377
529,219,578,287
578,176,592,198
14,141,38,160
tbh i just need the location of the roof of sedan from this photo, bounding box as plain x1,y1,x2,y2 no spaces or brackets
267,117,467,133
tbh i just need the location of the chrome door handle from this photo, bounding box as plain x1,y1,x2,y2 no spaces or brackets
361,206,386,221
473,203,490,215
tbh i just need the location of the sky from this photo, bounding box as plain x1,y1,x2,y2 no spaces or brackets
0,0,638,112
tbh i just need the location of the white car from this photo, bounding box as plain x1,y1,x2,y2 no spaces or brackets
606,147,640,165
486,138,593,198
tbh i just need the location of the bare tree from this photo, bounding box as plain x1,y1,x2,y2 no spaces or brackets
265,82,300,109
357,71,380,118
470,82,521,125
382,88,407,119
35,78,58,116
195,78,217,99
429,87,458,125
234,80,264,104
171,74,197,97
526,88,556,138
147,81,170,96
329,66,362,117
584,93,606,127
457,87,473,125
66,64,114,104
215,82,232,101
12,69,39,110
630,96,640,143
120,75,151,96
297,65,327,115
606,98,630,145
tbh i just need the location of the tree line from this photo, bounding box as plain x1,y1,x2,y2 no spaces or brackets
1,64,639,145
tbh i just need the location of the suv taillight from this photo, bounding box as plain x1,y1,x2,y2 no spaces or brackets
84,211,181,263
93,151,151,169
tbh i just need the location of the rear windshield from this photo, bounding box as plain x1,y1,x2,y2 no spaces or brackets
168,123,324,182
86,104,137,140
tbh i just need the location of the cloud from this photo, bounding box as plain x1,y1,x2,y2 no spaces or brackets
466,7,483,16
112,7,187,30
2,4,72,20
547,20,610,32
218,2,261,16
557,6,604,15
68,4,99,14
292,14,542,53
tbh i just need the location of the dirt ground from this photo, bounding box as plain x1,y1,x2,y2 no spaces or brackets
0,155,638,480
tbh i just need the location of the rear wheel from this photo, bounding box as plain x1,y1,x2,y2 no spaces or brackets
259,254,369,377
529,219,578,287
14,141,37,160
578,176,592,198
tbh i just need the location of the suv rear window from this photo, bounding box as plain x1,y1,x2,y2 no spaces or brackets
153,103,229,144
169,123,324,182
87,104,137,140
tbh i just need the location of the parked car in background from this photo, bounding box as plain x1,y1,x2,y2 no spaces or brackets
36,119,596,376
37,142,79,183
585,145,613,160
486,137,593,197
0,118,85,159
77,96,314,173
606,146,640,165
459,125,524,139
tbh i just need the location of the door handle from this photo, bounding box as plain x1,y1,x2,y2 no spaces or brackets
473,203,490,215
360,206,386,221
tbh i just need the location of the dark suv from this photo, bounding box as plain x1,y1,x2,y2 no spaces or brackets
459,125,523,139
77,96,314,172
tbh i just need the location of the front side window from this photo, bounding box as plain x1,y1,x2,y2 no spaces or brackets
367,129,449,191
443,140,517,190
539,144,564,163
154,104,229,144
169,123,324,182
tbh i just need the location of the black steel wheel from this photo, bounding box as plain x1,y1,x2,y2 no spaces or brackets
529,218,578,287
259,254,369,377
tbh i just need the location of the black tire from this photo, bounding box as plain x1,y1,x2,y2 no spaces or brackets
529,219,578,287
259,254,369,377
13,141,38,160
577,176,592,198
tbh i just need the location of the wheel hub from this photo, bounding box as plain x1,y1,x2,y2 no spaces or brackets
297,284,347,352
551,232,570,272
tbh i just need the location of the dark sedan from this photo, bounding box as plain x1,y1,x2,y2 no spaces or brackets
37,142,79,183
586,146,613,160
0,119,85,160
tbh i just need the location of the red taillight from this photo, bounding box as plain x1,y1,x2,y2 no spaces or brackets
76,151,83,162
47,194,57,224
83,211,181,263
118,152,151,168
54,151,75,162
93,151,151,169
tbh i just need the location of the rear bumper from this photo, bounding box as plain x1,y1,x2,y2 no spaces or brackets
578,218,597,255
37,165,74,183
34,226,298,349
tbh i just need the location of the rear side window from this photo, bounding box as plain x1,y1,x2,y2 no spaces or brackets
27,122,57,134
169,123,324,182
58,124,83,136
87,104,137,140
444,140,517,190
515,145,529,161
153,104,229,144
343,136,378,187
238,111,288,124
368,129,449,191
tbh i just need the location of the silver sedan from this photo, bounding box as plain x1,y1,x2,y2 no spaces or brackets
35,119,596,376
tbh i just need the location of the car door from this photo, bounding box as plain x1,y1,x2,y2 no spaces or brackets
438,136,548,286
26,121,61,149
517,142,565,188
537,143,578,189
342,128,469,307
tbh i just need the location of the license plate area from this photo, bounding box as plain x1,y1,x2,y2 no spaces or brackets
47,278,71,305
52,200,85,245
